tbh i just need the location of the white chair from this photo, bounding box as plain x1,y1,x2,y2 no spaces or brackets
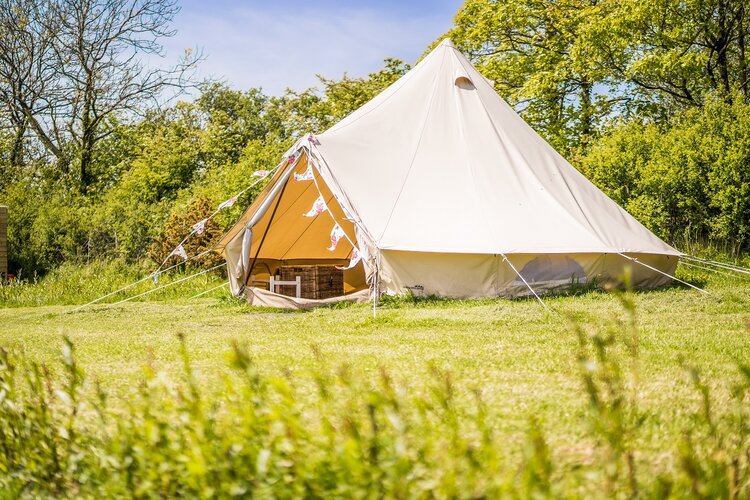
269,275,301,298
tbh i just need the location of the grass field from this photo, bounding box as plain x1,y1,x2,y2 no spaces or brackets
0,265,749,496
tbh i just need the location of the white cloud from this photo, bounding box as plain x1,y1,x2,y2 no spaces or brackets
155,3,459,95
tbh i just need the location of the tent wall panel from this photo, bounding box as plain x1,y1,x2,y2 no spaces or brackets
379,251,678,298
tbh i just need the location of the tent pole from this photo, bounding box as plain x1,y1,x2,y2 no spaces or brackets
372,251,379,319
500,253,549,311
244,177,289,288
617,253,710,295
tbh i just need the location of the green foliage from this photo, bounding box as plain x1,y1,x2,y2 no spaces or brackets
148,197,224,269
0,57,408,277
444,0,621,151
579,95,750,253
275,58,409,136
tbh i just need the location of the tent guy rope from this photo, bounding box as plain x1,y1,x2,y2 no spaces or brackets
679,259,750,279
111,263,227,306
682,256,750,276
189,281,229,300
71,249,214,312
617,253,710,294
500,254,549,311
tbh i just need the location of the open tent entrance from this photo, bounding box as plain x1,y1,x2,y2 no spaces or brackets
220,152,368,301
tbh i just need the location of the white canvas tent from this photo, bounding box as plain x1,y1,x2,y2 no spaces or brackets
216,39,681,306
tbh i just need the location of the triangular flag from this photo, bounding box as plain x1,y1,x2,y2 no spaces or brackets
303,195,327,217
327,223,345,252
294,164,314,182
252,170,270,178
170,244,188,261
287,153,296,164
152,272,159,285
192,218,207,235
307,134,317,145
336,247,362,270
218,195,238,210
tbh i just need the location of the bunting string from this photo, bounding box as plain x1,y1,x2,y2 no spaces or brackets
73,153,294,312
73,137,364,312
152,162,283,277
304,151,362,266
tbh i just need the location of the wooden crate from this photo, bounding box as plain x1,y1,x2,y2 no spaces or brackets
0,206,6,280
279,265,343,299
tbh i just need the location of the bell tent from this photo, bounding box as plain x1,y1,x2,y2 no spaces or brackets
215,39,681,307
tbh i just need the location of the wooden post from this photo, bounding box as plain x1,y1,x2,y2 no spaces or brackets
0,206,7,280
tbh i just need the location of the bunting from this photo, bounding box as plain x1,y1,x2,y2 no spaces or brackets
303,195,327,217
170,244,188,261
294,164,315,181
327,223,345,252
336,247,362,270
192,218,207,235
252,170,270,177
218,195,238,211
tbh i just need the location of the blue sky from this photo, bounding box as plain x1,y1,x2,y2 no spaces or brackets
157,0,463,95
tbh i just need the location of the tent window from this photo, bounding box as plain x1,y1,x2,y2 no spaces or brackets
455,76,475,90
516,255,586,283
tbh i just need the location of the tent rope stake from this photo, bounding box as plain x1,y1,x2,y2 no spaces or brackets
617,253,710,295
500,254,549,311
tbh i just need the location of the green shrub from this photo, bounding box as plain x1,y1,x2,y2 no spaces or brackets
579,94,750,255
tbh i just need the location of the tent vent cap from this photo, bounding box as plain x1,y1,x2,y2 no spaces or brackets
455,76,475,90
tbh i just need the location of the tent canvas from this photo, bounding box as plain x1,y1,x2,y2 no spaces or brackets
216,39,681,304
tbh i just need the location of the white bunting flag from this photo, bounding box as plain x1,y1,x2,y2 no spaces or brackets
327,223,345,252
170,244,188,261
218,195,238,211
252,170,270,178
294,164,314,182
303,195,327,217
192,218,207,235
336,247,362,270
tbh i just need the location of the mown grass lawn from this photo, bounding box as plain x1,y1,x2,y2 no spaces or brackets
1,266,748,481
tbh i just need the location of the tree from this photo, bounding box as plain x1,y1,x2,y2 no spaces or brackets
0,0,200,190
275,58,410,138
581,0,750,112
443,0,614,151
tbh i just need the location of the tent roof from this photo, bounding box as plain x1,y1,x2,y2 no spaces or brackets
312,39,679,256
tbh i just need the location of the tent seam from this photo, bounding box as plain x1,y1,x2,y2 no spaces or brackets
379,52,448,243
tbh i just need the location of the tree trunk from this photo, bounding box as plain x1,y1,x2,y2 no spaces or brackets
738,3,748,99
579,81,594,144
716,0,733,100
9,118,25,169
